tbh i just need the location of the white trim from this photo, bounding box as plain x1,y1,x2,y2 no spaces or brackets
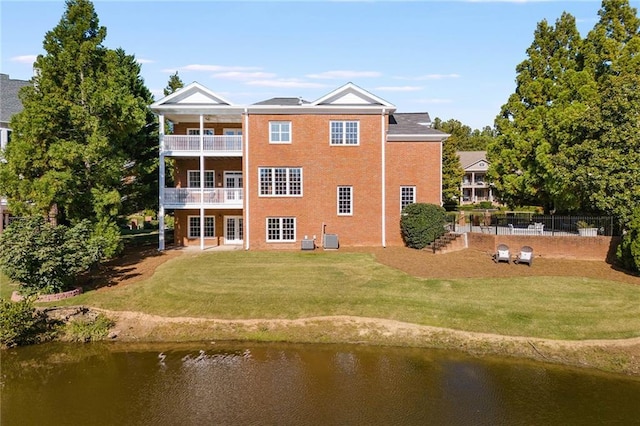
312,82,395,107
337,186,353,216
265,217,296,242
158,115,165,251
269,121,292,144
329,121,360,146
244,109,250,250
381,109,386,247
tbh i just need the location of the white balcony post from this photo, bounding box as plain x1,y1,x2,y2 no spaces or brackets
158,114,166,251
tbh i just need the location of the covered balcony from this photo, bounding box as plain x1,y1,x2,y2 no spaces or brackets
161,135,242,156
163,188,243,209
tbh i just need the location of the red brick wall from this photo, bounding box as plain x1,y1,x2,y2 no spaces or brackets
385,141,442,246
246,114,385,250
468,233,620,261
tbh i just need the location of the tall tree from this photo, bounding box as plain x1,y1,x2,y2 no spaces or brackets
489,12,582,210
0,0,157,227
164,71,184,96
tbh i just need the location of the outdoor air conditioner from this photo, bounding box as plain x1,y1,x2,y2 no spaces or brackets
301,239,315,250
323,234,339,250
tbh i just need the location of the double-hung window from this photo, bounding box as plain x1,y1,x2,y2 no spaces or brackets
269,121,291,144
337,186,353,216
259,167,302,196
187,170,215,188
266,217,296,242
400,186,416,211
330,121,359,145
187,128,214,135
188,216,215,238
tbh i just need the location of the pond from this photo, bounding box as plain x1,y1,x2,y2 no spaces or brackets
2,342,640,425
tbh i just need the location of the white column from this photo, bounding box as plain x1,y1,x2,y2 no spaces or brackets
200,114,205,250
243,108,250,250
158,115,165,251
380,109,386,248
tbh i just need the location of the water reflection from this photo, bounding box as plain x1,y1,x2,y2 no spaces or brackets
2,342,640,425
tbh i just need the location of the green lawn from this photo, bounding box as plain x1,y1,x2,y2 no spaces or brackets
18,250,640,341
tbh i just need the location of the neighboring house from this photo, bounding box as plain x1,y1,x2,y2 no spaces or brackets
457,151,494,205
0,73,31,232
150,82,448,250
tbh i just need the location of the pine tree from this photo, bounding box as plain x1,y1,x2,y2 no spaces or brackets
0,0,157,227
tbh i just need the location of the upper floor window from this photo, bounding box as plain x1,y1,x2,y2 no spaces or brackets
188,170,215,188
259,167,302,196
337,186,353,216
187,128,214,135
330,121,359,145
400,186,416,212
270,121,291,144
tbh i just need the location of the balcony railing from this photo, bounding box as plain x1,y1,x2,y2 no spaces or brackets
162,135,242,154
164,188,243,207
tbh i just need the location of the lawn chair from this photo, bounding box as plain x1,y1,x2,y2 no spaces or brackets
514,246,534,266
492,244,510,264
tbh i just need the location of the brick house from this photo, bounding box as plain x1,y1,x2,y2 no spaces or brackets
150,82,448,250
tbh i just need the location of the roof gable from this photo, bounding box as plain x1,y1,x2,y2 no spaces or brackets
457,151,489,169
312,82,394,108
150,81,235,107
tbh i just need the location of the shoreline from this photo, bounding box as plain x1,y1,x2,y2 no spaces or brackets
94,308,640,377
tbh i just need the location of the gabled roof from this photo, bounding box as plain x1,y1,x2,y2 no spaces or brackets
253,97,311,106
457,151,489,169
312,82,394,108
387,113,449,142
0,73,31,124
150,81,235,107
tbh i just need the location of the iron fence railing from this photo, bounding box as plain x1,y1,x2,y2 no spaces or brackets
447,211,621,237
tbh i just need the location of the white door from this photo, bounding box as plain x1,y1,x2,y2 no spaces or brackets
224,171,243,202
224,216,243,244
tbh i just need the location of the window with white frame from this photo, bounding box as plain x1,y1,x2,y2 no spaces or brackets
400,186,416,211
259,167,302,196
266,217,296,242
187,170,215,188
330,121,359,145
269,121,291,144
187,128,215,135
188,216,215,238
337,186,353,216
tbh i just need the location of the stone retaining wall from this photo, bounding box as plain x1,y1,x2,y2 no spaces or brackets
11,287,83,303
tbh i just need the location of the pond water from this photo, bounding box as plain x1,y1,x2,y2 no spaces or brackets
2,342,640,425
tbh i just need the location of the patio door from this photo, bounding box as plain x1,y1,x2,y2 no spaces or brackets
224,171,243,202
224,216,243,244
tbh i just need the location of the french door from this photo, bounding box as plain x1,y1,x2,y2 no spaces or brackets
224,216,243,244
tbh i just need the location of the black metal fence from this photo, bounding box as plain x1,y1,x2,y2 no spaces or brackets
448,211,621,237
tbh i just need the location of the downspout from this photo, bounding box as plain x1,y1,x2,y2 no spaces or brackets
244,108,250,250
200,114,205,250
158,114,165,251
381,108,386,247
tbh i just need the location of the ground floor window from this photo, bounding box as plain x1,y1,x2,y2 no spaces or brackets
400,186,416,211
337,186,353,215
266,217,296,242
188,215,215,238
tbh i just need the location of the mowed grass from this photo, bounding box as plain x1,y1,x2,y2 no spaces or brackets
43,250,640,341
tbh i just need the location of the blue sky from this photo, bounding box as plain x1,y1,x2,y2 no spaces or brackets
2,1,638,129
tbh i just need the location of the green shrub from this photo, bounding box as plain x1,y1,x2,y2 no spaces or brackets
617,207,640,273
64,313,114,343
0,216,101,294
90,218,123,259
400,203,447,249
0,298,50,348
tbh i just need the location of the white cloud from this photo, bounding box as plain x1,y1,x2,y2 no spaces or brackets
136,58,154,64
396,73,461,81
10,55,37,64
306,70,382,79
170,64,261,73
211,71,277,80
416,98,454,104
245,79,328,89
374,86,424,92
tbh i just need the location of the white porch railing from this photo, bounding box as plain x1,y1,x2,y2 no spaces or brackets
164,188,243,207
162,135,242,153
